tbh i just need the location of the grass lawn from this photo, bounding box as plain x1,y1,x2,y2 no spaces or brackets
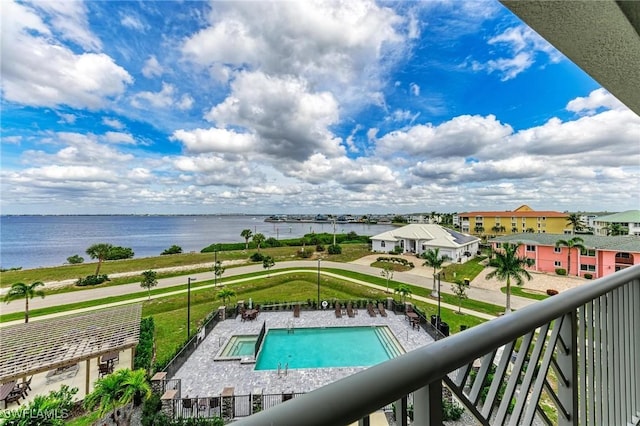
503,286,550,301
441,256,486,282
0,244,371,288
370,261,413,272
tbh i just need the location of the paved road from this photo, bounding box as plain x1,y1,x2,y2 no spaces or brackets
0,260,534,321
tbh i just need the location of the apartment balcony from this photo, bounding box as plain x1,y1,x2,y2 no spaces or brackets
231,264,640,425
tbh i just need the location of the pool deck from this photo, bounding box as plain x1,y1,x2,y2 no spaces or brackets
173,310,434,397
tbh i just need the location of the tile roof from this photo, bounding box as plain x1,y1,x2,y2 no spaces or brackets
489,233,640,252
371,224,480,248
459,211,567,218
593,210,640,223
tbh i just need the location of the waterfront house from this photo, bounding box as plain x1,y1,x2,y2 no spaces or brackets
370,224,480,263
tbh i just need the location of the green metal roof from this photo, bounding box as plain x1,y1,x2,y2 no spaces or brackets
594,210,640,223
489,233,640,252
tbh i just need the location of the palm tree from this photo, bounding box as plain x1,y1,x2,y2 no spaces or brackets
86,243,113,275
486,243,533,314
605,223,627,236
139,270,157,300
421,248,448,297
555,237,586,276
84,369,151,425
252,233,266,252
217,288,236,306
566,213,586,234
394,284,413,305
240,229,253,250
474,225,485,234
4,281,45,323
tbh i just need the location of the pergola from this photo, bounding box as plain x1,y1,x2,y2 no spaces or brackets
0,304,142,394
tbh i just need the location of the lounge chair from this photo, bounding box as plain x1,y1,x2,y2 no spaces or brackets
367,303,377,317
347,303,355,318
98,363,112,377
335,303,342,318
378,303,388,317
293,304,300,317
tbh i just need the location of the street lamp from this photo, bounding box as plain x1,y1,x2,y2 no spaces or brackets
317,258,321,309
187,277,197,339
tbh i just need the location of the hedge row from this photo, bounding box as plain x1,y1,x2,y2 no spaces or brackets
134,317,155,372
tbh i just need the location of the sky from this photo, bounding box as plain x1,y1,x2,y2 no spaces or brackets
1,0,639,216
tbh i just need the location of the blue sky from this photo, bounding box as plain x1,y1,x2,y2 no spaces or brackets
1,0,639,215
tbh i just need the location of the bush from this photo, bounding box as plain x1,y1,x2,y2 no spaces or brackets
161,245,183,255
390,246,403,255
327,244,342,254
489,258,501,267
316,244,325,252
442,399,464,421
250,252,264,262
2,385,78,425
584,273,593,279
66,254,84,264
134,317,155,372
105,246,135,260
76,274,110,286
555,268,567,276
265,237,282,248
297,249,312,258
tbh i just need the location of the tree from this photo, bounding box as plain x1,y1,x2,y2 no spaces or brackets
451,281,468,314
394,284,413,305
474,225,485,234
84,369,151,425
66,254,84,264
240,229,253,250
213,260,225,286
217,288,236,306
486,243,533,314
252,233,266,252
605,223,627,236
380,265,394,293
4,281,45,323
262,256,275,276
555,237,586,276
140,270,158,300
566,213,586,234
161,245,182,255
86,243,114,275
421,248,448,297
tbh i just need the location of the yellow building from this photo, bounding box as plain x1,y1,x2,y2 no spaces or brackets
458,205,568,235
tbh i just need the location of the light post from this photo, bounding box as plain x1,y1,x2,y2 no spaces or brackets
317,258,321,309
187,277,196,339
436,272,442,334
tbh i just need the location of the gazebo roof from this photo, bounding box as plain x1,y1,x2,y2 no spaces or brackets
0,304,142,383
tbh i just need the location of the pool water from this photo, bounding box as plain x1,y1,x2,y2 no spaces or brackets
220,335,258,357
255,326,403,370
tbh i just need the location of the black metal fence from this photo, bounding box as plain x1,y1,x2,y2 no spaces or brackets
389,300,446,340
254,321,266,357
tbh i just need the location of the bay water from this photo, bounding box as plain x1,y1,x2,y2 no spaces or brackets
0,215,396,270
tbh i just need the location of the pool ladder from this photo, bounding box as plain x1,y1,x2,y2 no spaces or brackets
277,362,289,377
287,320,294,334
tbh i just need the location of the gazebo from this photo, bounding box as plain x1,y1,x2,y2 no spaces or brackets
0,304,142,395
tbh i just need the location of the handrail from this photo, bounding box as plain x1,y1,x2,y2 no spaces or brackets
230,264,640,426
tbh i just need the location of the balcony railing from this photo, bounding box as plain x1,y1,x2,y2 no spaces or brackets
230,264,640,425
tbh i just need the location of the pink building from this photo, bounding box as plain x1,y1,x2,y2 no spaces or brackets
489,234,640,279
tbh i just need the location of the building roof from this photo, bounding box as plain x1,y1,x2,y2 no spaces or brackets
371,224,479,248
489,233,640,252
0,304,142,383
593,210,640,223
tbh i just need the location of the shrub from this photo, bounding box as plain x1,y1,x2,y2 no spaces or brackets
161,245,182,255
297,249,312,258
316,244,325,252
105,246,135,260
584,273,593,279
555,268,567,276
327,244,342,254
442,399,464,421
390,246,403,255
2,385,78,425
546,289,559,296
66,254,84,264
265,237,281,248
489,258,501,267
76,274,110,286
134,317,155,372
250,252,264,262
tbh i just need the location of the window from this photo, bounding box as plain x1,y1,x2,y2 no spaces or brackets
580,264,596,272
616,252,630,259
554,247,561,253
381,241,385,248
526,245,536,252
496,243,502,248
554,261,562,267
580,248,596,257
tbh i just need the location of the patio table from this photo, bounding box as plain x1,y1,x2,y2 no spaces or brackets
0,381,17,409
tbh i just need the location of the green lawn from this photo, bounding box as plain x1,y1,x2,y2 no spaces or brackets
441,256,486,283
502,286,550,301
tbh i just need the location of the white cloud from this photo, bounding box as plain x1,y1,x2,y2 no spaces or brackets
131,82,177,109
1,1,132,109
409,83,420,96
104,132,136,145
102,117,125,129
120,13,147,31
56,112,77,124
566,88,627,115
177,94,194,111
172,128,256,154
142,55,163,78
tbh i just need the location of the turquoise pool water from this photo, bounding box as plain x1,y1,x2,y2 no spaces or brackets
220,335,258,357
254,326,403,370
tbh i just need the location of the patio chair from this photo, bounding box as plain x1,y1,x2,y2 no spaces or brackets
293,304,300,318
378,303,388,317
347,303,355,318
98,363,112,377
367,303,377,317
5,389,23,407
335,303,342,318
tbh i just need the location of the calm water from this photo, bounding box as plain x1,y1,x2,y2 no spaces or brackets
0,215,395,270
255,326,393,370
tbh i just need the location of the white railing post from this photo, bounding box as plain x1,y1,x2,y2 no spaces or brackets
412,380,442,425
557,311,578,425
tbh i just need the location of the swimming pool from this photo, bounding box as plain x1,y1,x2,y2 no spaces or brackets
254,326,404,370
219,335,258,358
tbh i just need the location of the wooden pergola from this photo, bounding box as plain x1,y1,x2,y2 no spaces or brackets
0,304,142,394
